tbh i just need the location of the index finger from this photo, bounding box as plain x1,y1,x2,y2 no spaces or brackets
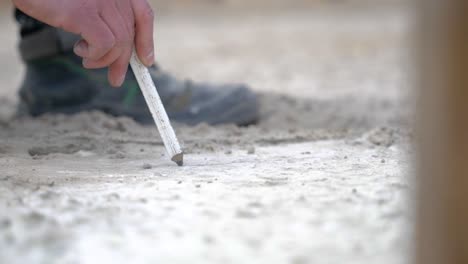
131,0,155,67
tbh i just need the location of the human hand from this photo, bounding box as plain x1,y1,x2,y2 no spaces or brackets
13,0,155,87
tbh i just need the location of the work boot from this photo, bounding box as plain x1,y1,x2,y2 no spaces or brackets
15,14,259,126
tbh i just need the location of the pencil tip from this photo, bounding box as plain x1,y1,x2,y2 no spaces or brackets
172,153,184,167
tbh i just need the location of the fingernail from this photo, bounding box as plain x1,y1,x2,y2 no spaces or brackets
145,51,154,66
116,74,126,87
74,41,88,56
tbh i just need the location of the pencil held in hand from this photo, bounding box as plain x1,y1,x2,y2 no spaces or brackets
129,50,184,166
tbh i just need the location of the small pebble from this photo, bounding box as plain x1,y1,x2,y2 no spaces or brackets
0,218,12,229
106,148,118,155
203,235,215,244
110,152,126,159
247,147,256,155
142,163,152,170
107,193,120,200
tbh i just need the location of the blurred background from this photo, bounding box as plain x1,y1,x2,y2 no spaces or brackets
0,0,411,130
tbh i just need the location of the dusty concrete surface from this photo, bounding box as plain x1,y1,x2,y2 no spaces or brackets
0,3,413,264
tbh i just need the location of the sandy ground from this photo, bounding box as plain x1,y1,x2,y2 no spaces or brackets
0,4,414,264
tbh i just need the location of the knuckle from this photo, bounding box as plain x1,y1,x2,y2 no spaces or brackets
119,31,133,45
113,25,132,43
123,33,133,43
115,37,131,48
141,7,155,23
100,36,116,50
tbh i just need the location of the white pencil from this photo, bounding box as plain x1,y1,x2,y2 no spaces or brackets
130,50,184,166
